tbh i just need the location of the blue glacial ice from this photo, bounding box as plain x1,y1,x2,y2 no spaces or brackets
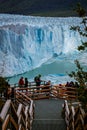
0,14,87,84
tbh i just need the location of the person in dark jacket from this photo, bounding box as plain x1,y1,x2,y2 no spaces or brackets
34,74,41,86
24,78,28,87
34,74,42,92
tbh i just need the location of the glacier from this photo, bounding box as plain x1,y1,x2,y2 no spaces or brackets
0,14,87,84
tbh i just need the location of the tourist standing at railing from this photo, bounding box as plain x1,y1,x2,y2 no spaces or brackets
18,77,24,88
45,80,51,96
65,82,70,87
45,80,51,88
34,74,42,91
24,77,28,87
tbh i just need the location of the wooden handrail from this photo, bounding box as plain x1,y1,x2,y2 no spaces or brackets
17,104,23,117
10,115,18,130
51,85,78,100
16,91,33,102
19,124,25,130
0,92,34,130
16,91,34,120
2,114,18,130
15,86,50,100
2,114,10,130
0,100,11,121
63,100,87,130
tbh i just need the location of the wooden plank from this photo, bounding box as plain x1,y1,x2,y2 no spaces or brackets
0,100,11,121
33,95,50,100
10,115,18,130
2,114,10,130
17,104,23,117
19,124,25,130
2,114,18,130
29,100,34,118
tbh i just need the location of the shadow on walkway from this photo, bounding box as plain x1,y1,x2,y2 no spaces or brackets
32,98,66,130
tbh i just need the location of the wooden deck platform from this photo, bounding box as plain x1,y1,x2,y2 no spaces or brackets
32,98,66,130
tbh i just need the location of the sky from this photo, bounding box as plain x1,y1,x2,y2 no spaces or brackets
0,0,87,16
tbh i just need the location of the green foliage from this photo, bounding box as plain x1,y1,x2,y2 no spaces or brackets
0,77,9,110
78,42,87,51
69,60,87,109
69,60,87,87
75,3,86,17
0,76,9,93
69,4,87,109
70,8,87,51
78,87,87,111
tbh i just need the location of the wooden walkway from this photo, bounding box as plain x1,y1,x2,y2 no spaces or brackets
32,98,66,130
0,82,82,130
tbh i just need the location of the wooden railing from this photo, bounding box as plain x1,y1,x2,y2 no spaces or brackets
0,95,34,130
0,80,78,101
63,100,87,130
13,83,78,100
51,85,78,100
0,82,84,130
16,91,34,122
0,82,78,101
15,85,51,100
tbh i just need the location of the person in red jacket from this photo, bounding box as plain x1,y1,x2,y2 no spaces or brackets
18,77,24,88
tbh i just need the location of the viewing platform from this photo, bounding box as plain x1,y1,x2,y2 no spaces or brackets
0,81,87,130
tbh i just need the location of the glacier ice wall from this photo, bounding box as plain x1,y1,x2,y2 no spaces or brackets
0,14,84,77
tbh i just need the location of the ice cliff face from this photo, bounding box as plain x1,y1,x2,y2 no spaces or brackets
0,14,84,77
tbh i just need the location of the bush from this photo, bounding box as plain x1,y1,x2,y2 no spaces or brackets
0,76,9,93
